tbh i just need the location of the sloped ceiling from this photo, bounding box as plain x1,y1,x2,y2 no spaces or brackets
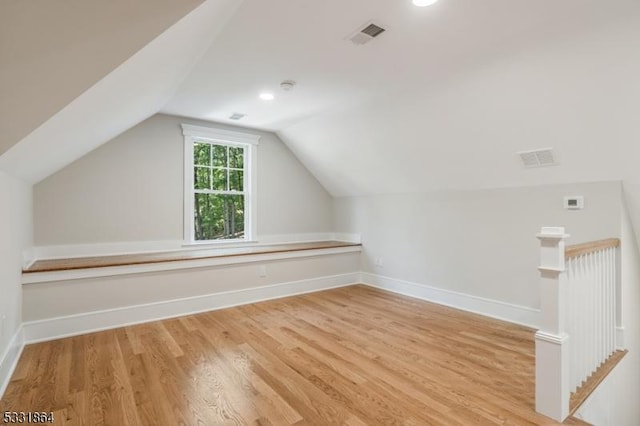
0,0,242,182
0,0,203,155
161,0,640,197
279,15,640,196
2,0,640,197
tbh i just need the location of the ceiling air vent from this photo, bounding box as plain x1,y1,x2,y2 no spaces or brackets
348,21,386,45
518,148,557,168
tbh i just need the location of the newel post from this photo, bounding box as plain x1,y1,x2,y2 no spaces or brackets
535,226,570,421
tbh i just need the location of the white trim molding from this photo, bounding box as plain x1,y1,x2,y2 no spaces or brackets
258,233,361,244
330,233,361,244
22,247,36,269
535,330,569,345
361,272,540,328
27,233,362,261
535,330,570,421
22,273,360,344
182,124,260,244
258,233,336,245
181,124,260,145
0,326,24,399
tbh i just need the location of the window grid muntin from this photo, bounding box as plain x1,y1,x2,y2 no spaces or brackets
193,140,246,193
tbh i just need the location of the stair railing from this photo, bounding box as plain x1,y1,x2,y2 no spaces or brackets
535,227,620,421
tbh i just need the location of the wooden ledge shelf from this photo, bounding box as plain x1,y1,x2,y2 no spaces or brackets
565,238,620,259
24,241,361,274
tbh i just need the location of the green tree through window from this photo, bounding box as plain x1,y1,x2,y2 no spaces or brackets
193,142,246,240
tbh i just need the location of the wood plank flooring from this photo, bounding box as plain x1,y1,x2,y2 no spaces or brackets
24,241,360,273
1,285,579,425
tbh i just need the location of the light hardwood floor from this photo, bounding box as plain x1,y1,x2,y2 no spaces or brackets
1,285,586,425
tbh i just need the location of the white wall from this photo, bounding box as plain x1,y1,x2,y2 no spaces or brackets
23,253,358,322
0,171,32,387
334,181,622,311
21,252,360,343
34,113,333,247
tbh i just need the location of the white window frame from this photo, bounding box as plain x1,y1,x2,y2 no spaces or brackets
182,124,259,245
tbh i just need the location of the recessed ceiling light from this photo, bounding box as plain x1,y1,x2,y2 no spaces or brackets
259,93,274,101
412,0,439,6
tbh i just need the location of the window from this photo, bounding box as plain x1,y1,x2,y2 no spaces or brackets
182,124,259,243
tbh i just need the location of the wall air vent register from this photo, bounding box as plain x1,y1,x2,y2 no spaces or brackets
348,22,386,45
518,148,557,168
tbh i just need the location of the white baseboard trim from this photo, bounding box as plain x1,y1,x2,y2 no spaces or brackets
361,272,541,328
22,272,360,344
0,326,24,400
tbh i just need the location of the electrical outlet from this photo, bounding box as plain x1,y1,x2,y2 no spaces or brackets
374,258,383,268
258,265,267,278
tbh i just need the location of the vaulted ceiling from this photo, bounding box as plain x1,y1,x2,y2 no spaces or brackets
0,0,241,182
163,0,639,134
0,0,204,155
2,0,640,198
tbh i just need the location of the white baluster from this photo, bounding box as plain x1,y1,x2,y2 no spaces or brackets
586,253,591,379
604,249,608,361
600,249,606,364
572,258,579,391
595,250,600,366
568,258,577,392
589,252,595,375
593,252,597,367
595,250,600,368
604,249,608,359
610,247,616,355
582,255,587,383
598,249,604,365
608,247,613,356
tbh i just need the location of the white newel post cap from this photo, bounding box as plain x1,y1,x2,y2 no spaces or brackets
537,227,570,272
536,227,570,240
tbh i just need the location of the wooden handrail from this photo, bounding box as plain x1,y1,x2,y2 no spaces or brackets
565,238,620,259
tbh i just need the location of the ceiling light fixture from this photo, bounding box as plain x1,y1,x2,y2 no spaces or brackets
259,93,275,101
412,0,439,6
